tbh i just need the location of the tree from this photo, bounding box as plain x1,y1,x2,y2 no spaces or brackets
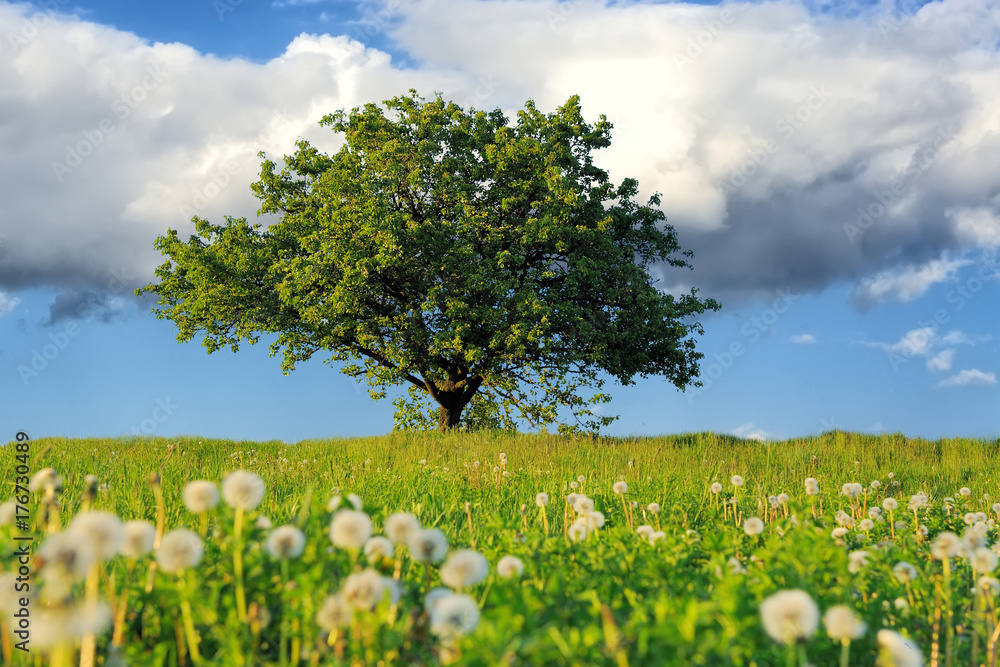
138,91,720,434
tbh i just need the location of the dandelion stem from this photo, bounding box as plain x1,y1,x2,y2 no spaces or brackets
234,506,248,623
113,560,137,646
79,562,100,667
177,572,201,665
839,640,850,667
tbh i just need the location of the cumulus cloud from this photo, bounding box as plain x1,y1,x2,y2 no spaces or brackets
937,369,997,388
926,348,955,372
789,333,816,344
0,291,20,317
732,422,770,441
3,0,1000,314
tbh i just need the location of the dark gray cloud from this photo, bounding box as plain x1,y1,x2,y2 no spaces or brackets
1,0,999,321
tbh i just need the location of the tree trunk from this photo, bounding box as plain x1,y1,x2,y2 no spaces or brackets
437,404,463,431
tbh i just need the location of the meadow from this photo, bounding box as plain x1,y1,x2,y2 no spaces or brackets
1,430,999,666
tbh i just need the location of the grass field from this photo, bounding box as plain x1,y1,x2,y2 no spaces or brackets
2,430,999,666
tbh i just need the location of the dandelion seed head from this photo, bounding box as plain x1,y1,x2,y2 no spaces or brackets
266,525,306,560
29,468,61,493
222,471,265,511
329,510,373,550
759,589,819,645
385,512,420,545
893,562,918,583
883,498,899,511
120,520,156,559
67,510,124,561
744,517,764,536
859,519,874,531
573,496,594,514
429,593,480,639
342,568,386,611
777,493,789,504
636,525,654,538
363,536,394,563
613,481,628,495
183,480,220,513
710,482,723,494
979,576,1000,597
647,502,660,514
823,605,866,641
731,475,744,488
497,555,524,579
972,547,999,573
876,629,922,667
848,550,869,574
156,529,204,574
931,531,963,560
568,522,588,542
440,549,489,590
535,492,549,508
408,528,448,563
316,594,352,630
960,487,972,497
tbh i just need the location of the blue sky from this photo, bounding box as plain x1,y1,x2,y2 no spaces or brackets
1,0,997,443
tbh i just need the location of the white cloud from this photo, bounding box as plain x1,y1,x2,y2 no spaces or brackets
0,291,20,317
937,369,997,388
3,0,1000,311
888,326,937,358
853,257,973,306
926,349,955,372
732,422,770,441
789,333,816,344
949,207,1000,248
941,330,993,346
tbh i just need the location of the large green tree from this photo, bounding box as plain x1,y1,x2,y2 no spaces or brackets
138,91,720,434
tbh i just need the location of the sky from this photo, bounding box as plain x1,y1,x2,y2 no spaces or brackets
0,0,998,444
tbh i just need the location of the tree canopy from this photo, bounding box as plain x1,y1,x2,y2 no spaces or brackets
138,91,720,434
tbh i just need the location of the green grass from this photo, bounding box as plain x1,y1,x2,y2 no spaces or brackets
1,430,999,665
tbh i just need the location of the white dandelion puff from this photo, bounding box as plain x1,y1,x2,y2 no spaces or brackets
342,568,387,611
744,517,764,536
67,510,124,561
222,471,265,511
266,525,306,560
156,529,204,574
496,555,524,579
710,482,723,494
429,593,480,639
408,528,448,563
363,536,394,563
120,520,155,559
183,480,220,513
440,549,490,590
893,562,919,583
316,594,352,630
883,498,899,511
535,493,549,508
823,605,866,641
876,629,922,667
329,510,373,550
731,475,744,488
759,589,819,645
613,481,628,495
385,512,420,545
